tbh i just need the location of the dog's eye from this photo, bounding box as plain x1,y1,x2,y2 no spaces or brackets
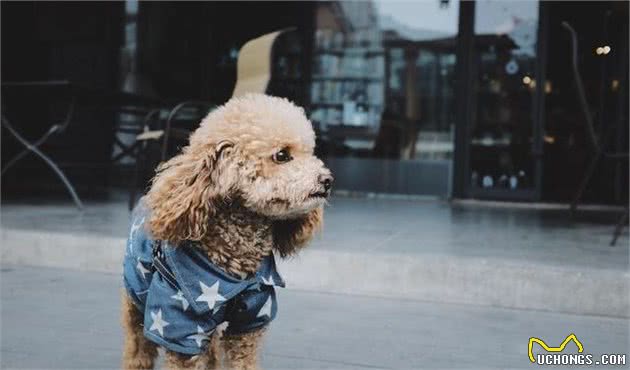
272,149,292,164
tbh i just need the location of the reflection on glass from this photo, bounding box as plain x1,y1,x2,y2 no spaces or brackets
469,0,539,191
311,1,458,160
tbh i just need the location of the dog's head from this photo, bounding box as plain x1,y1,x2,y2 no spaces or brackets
146,94,332,256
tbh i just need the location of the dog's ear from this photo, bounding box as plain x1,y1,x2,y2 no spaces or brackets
272,206,323,258
146,141,234,243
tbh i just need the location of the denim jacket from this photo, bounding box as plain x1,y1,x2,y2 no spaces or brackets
123,202,285,355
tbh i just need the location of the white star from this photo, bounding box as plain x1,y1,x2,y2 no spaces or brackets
171,290,189,311
187,325,211,347
128,217,144,253
195,281,226,310
212,306,221,315
136,259,151,280
257,296,272,318
149,309,169,336
261,274,275,286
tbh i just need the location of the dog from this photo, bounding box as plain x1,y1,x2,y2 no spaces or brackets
121,94,332,370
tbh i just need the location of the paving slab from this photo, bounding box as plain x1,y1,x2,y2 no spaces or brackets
1,265,628,369
1,195,627,271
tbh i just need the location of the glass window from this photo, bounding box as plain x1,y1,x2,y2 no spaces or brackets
469,0,540,192
310,0,459,196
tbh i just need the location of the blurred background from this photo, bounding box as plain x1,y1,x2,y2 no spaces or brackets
1,1,628,369
1,0,628,203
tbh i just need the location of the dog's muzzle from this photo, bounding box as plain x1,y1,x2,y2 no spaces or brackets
310,174,333,198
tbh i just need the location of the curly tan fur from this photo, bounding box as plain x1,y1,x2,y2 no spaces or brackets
223,329,267,370
273,207,323,258
121,293,158,370
123,94,331,369
146,141,234,244
199,203,274,278
164,349,213,370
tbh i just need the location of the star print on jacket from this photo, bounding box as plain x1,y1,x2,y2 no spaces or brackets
149,309,169,336
123,201,285,355
187,325,211,348
261,274,275,286
196,281,226,310
256,296,273,318
170,291,189,311
127,217,144,254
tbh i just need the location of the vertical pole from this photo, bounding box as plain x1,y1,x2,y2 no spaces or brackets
532,1,549,201
452,0,475,199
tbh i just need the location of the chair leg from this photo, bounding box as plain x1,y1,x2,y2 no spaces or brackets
112,139,140,164
1,125,60,176
610,207,629,246
2,115,84,210
128,144,144,211
570,152,602,217
128,166,137,212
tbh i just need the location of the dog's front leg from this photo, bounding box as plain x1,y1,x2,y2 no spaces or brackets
121,293,158,370
223,328,266,370
164,350,210,370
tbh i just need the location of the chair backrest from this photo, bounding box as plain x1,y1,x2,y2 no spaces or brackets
562,21,601,153
231,29,293,98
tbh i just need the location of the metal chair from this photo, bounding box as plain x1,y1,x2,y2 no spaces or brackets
562,21,629,245
111,106,160,164
128,108,165,210
160,101,216,161
1,83,83,210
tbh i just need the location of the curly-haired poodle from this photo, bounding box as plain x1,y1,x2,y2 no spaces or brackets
121,94,333,370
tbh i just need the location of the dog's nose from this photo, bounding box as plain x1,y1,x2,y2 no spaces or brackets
319,174,333,191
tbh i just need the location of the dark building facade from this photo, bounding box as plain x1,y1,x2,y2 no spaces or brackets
2,1,627,204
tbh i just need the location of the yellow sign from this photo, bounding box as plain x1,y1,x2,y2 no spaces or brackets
528,334,584,363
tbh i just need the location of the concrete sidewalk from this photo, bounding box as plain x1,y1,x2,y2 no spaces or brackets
1,265,628,369
1,196,628,317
